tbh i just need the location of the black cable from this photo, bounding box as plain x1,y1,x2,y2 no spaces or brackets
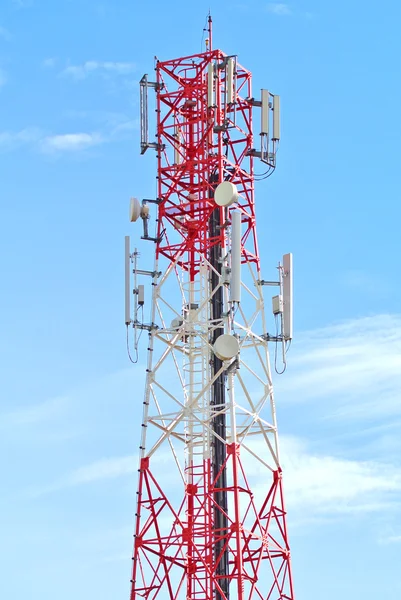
126,325,138,364
254,165,275,180
126,306,145,364
254,167,271,178
260,167,276,180
274,314,287,375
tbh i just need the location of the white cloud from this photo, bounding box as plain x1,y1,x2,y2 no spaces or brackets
0,122,130,155
0,68,7,88
12,0,32,7
0,128,104,154
33,432,401,526
0,127,42,149
59,456,136,486
266,3,292,15
62,61,136,80
111,119,139,136
341,269,390,297
17,312,401,531
101,552,131,563
32,455,136,496
38,114,136,153
381,534,401,544
244,436,401,520
42,57,57,68
276,314,401,419
41,132,103,153
282,438,401,514
0,396,68,427
64,110,138,138
34,443,178,496
0,26,12,41
0,394,82,445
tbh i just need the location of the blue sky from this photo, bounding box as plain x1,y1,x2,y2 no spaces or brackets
1,0,401,598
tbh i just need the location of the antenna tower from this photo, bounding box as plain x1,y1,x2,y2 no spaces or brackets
125,16,295,600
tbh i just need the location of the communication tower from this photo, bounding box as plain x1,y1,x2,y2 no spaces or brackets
125,16,295,600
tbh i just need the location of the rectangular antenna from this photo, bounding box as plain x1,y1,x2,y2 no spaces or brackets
138,284,145,306
261,89,269,135
282,253,293,340
125,236,131,325
139,74,158,154
273,95,280,141
207,63,214,108
230,210,242,303
174,125,181,165
227,58,235,104
140,75,149,154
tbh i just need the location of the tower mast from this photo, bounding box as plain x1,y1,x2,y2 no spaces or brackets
126,18,295,600
205,16,230,600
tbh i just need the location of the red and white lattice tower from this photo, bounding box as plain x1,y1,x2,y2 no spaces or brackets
125,16,295,600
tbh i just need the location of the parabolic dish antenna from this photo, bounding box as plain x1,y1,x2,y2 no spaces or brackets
214,181,238,207
213,334,240,361
130,197,141,222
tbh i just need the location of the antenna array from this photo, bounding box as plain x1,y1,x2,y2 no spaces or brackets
125,17,295,600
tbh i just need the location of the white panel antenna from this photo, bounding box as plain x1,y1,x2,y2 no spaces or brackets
261,89,269,135
230,210,242,303
273,95,280,141
227,58,235,105
207,63,215,108
139,74,158,154
282,253,293,340
125,236,131,325
174,125,182,165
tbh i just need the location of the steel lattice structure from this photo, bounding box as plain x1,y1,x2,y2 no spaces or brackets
127,18,295,600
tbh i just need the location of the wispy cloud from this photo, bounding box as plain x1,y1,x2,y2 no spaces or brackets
381,534,401,544
0,68,7,88
111,118,138,136
341,269,391,297
34,443,176,496
243,436,401,521
12,0,33,7
0,26,12,41
276,314,401,419
63,110,138,138
0,396,68,428
0,127,103,154
0,395,80,444
33,455,136,496
101,552,131,564
55,456,136,487
266,3,292,15
33,430,401,525
42,57,57,69
0,127,42,150
0,121,133,154
40,132,103,153
282,437,401,515
62,61,136,81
